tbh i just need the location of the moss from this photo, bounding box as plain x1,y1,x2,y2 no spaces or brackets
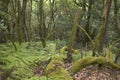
94,25,105,50
60,46,80,54
45,58,73,80
72,56,120,74
105,48,114,62
60,46,68,54
45,58,62,73
47,66,73,80
73,49,80,54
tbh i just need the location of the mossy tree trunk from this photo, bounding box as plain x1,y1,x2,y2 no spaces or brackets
47,0,55,40
114,0,120,32
84,0,93,44
93,0,112,55
39,0,47,48
72,56,120,74
17,0,23,45
17,0,28,45
27,0,33,41
21,0,29,42
113,0,120,62
66,7,82,62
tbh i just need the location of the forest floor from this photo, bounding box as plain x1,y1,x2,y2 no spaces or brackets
34,62,120,80
1,42,120,80
64,62,120,80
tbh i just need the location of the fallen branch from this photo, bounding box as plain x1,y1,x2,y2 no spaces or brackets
72,56,120,74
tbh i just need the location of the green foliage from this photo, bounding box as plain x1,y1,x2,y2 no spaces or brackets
0,43,39,79
0,23,7,30
55,39,67,50
24,76,47,80
0,42,57,80
72,53,81,62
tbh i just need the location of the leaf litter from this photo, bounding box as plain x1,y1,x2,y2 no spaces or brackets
33,61,120,80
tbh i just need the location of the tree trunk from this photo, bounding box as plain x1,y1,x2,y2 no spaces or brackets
114,0,120,63
114,0,120,32
17,0,23,45
21,0,29,41
84,0,93,43
27,0,33,41
98,0,112,53
66,7,82,62
39,0,47,48
47,0,55,40
94,0,112,54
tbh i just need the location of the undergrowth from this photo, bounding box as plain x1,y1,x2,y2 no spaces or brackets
0,42,56,80
1,41,118,80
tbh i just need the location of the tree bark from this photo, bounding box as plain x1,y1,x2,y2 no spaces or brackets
17,0,23,45
39,0,47,48
114,0,120,32
28,0,33,41
21,0,29,41
67,7,82,62
94,0,112,54
84,0,93,43
114,0,120,63
47,0,55,40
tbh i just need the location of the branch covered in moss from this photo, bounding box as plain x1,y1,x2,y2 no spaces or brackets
72,56,120,74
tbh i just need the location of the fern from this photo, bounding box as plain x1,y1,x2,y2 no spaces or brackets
0,42,57,80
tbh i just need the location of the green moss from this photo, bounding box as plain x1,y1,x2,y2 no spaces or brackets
60,46,68,54
60,46,80,55
73,49,80,54
45,58,62,74
72,56,120,74
24,76,47,80
94,25,105,50
45,58,73,80
47,66,73,80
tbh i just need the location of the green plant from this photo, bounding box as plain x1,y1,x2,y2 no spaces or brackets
0,42,58,80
